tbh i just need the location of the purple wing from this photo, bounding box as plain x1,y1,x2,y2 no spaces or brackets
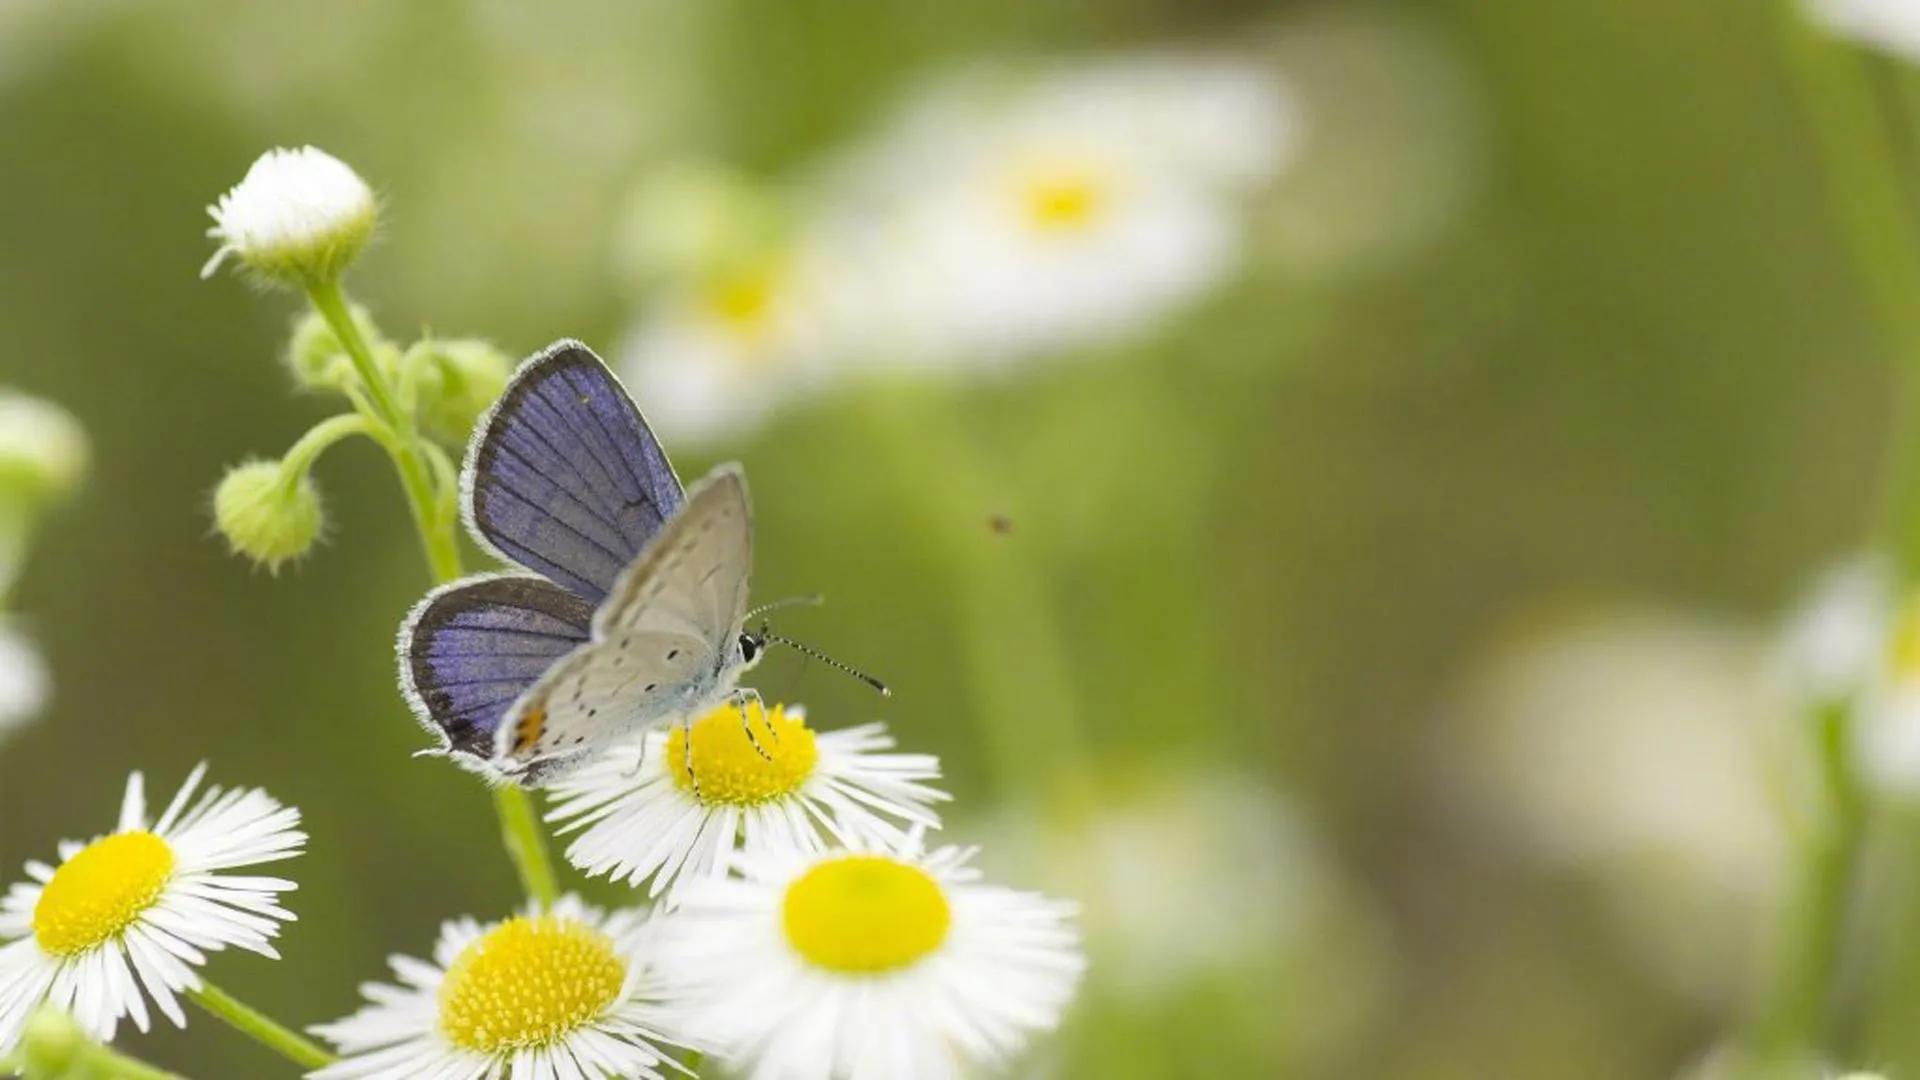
398,574,594,759
463,340,685,604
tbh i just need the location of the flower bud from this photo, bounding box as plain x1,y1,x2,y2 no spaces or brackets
213,459,324,573
0,391,88,509
408,339,512,446
285,305,392,393
202,146,377,289
17,1007,82,1075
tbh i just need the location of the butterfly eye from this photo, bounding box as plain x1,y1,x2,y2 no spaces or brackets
739,634,761,665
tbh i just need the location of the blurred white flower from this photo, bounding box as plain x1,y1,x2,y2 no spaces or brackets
0,391,88,510
1441,605,1788,1002
1809,0,1920,60
0,765,303,1052
202,146,376,288
615,245,852,444
1772,553,1920,798
0,623,47,742
1776,555,1896,706
970,766,1387,1068
311,895,691,1080
830,55,1293,367
980,767,1340,999
547,701,946,908
655,834,1082,1080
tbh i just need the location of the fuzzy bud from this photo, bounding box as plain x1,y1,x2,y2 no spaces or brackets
408,339,512,446
17,1007,83,1075
213,459,324,573
285,305,393,392
202,146,377,289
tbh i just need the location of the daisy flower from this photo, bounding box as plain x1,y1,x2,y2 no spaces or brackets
655,834,1083,1080
547,700,946,907
202,145,376,288
824,54,1294,368
309,894,691,1080
0,764,304,1052
615,246,853,444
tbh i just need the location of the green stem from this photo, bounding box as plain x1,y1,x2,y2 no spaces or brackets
1750,700,1866,1069
187,981,333,1070
304,281,560,909
305,280,463,583
493,784,560,908
854,384,1093,813
1777,2,1920,569
280,414,375,489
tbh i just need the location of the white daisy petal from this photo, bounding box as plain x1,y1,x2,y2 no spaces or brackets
654,836,1083,1080
0,765,303,1053
310,896,695,1080
202,146,376,287
548,703,946,909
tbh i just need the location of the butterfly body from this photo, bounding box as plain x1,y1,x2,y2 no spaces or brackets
397,341,763,786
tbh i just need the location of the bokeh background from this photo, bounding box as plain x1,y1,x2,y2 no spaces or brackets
2,0,1911,1076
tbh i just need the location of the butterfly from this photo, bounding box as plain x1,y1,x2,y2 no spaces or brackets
396,340,870,787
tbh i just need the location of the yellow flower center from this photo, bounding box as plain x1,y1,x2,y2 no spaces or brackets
438,915,627,1053
32,831,175,957
782,855,952,974
700,260,784,342
1019,167,1108,234
667,701,818,805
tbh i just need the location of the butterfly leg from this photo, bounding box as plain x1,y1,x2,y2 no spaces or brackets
680,717,701,798
734,687,775,761
620,734,649,781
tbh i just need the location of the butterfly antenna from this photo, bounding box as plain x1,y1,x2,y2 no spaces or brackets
759,626,890,696
748,594,826,622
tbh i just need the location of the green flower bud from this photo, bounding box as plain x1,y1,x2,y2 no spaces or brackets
213,459,324,573
408,338,512,446
285,305,392,393
201,146,377,289
18,1007,82,1076
0,391,88,509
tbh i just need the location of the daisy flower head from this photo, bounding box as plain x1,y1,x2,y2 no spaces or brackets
547,700,947,908
615,244,853,445
0,764,304,1052
202,145,376,288
655,833,1083,1080
310,894,692,1080
826,53,1293,368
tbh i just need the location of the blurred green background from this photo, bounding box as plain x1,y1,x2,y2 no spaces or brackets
0,0,1903,1076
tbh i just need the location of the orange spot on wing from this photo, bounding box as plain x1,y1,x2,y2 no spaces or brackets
512,704,546,753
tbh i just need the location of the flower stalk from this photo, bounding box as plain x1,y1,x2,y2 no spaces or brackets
188,981,334,1070
304,279,463,584
303,276,559,908
1747,1,1920,1068
854,385,1094,815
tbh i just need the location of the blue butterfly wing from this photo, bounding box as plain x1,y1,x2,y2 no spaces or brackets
463,340,685,604
398,573,594,759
